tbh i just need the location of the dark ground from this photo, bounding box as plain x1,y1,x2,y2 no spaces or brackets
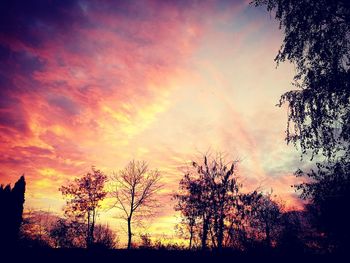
0,249,347,263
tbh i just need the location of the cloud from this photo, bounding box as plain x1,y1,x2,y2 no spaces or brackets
47,95,80,116
0,0,303,240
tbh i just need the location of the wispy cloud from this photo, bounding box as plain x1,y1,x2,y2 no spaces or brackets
0,0,302,240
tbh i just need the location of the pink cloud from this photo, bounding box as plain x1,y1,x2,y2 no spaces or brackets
0,0,305,240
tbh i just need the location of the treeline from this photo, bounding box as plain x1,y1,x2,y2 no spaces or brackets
0,155,341,254
19,209,117,249
2,0,349,255
173,154,313,252
7,160,162,250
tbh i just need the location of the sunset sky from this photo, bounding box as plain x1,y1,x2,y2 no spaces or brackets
0,0,307,243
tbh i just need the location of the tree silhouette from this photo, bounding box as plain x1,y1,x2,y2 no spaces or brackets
111,160,162,249
174,172,201,250
49,218,86,248
20,209,58,248
139,233,152,249
224,190,284,250
254,0,350,252
250,192,282,248
225,190,262,249
50,218,76,248
59,167,107,248
93,224,118,249
0,175,26,248
278,210,306,253
175,154,240,251
253,0,350,159
297,161,350,251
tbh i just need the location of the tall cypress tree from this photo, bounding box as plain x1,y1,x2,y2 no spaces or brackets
0,175,26,248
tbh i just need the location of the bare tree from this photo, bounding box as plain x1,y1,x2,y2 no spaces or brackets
111,160,162,249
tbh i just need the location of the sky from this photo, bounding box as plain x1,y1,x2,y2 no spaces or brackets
0,0,307,244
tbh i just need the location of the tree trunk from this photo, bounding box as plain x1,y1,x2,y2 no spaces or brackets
210,226,217,249
265,222,271,247
217,215,224,251
87,211,90,248
90,209,96,247
201,216,208,250
189,225,193,250
127,216,132,249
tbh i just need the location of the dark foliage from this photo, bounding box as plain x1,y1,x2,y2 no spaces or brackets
92,224,118,249
0,175,26,248
253,0,350,160
254,0,350,252
174,154,291,251
59,167,107,248
297,161,350,251
174,154,240,250
50,218,86,248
